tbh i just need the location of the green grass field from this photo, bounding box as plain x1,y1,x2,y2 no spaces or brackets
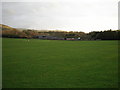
2,38,118,88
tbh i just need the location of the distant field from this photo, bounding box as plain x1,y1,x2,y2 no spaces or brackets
2,38,118,88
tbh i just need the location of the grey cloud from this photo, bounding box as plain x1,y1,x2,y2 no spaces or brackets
1,0,118,32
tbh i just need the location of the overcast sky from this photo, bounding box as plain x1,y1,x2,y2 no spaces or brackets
1,0,119,32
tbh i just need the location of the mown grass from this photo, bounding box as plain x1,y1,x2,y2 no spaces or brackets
2,38,118,88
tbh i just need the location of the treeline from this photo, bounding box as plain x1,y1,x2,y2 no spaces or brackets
1,24,120,40
2,29,85,39
88,30,120,40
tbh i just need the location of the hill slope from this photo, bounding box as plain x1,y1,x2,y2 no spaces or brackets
0,24,17,31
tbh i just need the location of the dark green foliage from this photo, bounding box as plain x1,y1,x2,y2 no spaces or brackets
1,24,120,40
89,30,119,40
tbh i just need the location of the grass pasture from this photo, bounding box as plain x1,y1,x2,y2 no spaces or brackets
2,38,118,88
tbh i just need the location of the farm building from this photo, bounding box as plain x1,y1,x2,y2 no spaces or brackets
65,37,81,40
34,35,64,40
